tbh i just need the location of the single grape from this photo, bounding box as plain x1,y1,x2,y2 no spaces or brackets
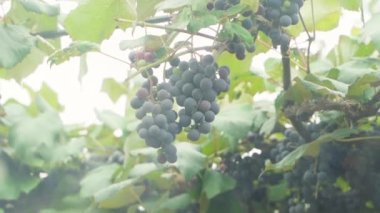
142,101,154,113
198,100,211,112
192,88,203,101
187,129,200,141
176,95,187,106
199,122,211,134
179,61,189,71
154,114,168,128
189,58,199,71
267,0,282,8
135,108,146,119
169,57,180,67
182,83,195,96
200,78,213,91
192,111,204,123
242,19,253,30
214,0,228,10
204,111,215,122
143,52,155,62
131,97,144,109
148,125,161,137
160,99,173,111
157,90,170,100
157,152,167,163
291,13,299,25
137,88,149,99
203,89,217,102
210,102,220,114
184,97,197,111
201,54,214,66
168,122,180,135
279,15,292,27
164,110,178,122
179,114,191,127
138,128,148,139
213,79,228,93
218,66,230,79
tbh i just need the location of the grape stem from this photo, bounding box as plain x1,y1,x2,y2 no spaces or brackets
281,43,311,141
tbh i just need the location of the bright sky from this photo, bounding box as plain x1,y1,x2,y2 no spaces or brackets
0,1,370,125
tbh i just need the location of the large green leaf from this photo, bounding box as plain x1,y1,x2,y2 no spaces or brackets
0,152,41,200
0,24,35,69
80,164,120,198
213,103,255,142
175,143,206,180
207,191,244,213
265,128,357,173
17,0,59,16
0,47,45,81
96,110,127,130
339,0,360,10
201,170,236,199
289,0,341,36
64,0,136,43
94,179,145,209
363,13,380,51
327,58,380,84
158,193,193,211
137,0,163,20
8,111,65,168
347,72,380,102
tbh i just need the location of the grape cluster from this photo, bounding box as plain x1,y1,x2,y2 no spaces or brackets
130,55,230,163
164,55,229,141
259,0,304,47
131,79,179,163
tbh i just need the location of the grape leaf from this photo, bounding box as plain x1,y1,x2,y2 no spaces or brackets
64,0,136,43
0,24,35,69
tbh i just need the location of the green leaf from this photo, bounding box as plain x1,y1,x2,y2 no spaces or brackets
137,0,163,21
347,72,380,102
0,47,45,81
94,179,145,209
335,176,351,192
0,24,35,69
267,181,288,202
289,0,340,35
265,128,357,172
223,22,254,46
128,163,159,178
207,191,244,213
363,13,380,52
175,143,206,180
0,152,41,200
8,111,65,168
64,0,136,43
80,164,120,197
339,0,360,11
155,0,189,11
169,7,191,29
17,0,59,16
202,170,236,199
101,78,126,102
187,12,218,33
119,35,166,51
213,103,254,142
38,83,63,111
241,0,259,11
48,41,99,65
328,58,380,84
159,193,192,210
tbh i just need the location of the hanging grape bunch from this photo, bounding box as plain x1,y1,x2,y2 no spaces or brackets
130,54,230,163
259,0,304,47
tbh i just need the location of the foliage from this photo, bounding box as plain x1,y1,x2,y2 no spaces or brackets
0,0,380,212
